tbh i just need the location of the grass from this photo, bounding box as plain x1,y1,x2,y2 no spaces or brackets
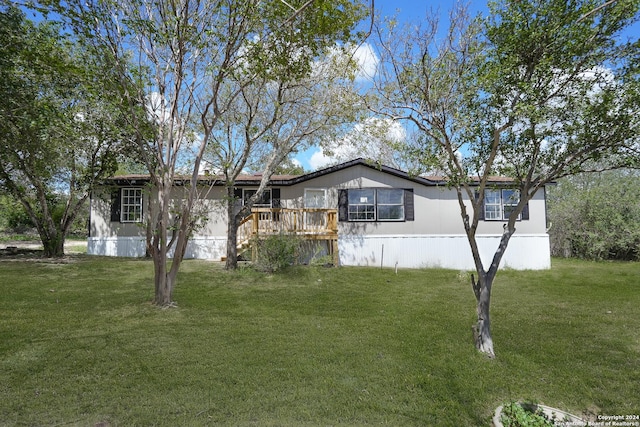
0,257,638,426
0,233,39,242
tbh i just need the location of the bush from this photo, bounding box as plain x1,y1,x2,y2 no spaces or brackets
251,233,301,272
0,194,89,237
548,171,640,261
0,196,33,233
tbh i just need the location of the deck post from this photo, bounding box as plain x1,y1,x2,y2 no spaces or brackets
328,211,337,232
252,212,259,235
331,238,339,266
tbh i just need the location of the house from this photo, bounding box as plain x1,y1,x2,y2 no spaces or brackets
88,158,551,270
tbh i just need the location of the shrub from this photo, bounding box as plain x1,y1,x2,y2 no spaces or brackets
500,402,555,427
0,196,33,233
251,232,301,272
548,171,640,261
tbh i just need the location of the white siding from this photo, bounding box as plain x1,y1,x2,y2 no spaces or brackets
87,236,146,257
338,234,551,270
87,236,226,260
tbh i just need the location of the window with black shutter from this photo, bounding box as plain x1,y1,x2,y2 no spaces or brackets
480,189,529,221
110,187,143,222
337,188,414,222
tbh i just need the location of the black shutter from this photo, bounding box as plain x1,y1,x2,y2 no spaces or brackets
338,189,348,222
475,190,485,220
110,188,122,222
271,188,281,208
233,187,243,200
521,202,530,220
404,188,414,221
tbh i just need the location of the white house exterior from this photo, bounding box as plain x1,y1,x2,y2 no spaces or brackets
88,158,551,270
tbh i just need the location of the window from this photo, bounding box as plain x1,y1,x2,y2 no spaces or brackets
243,189,272,207
502,189,520,219
483,189,524,221
121,188,143,222
377,189,404,220
340,188,413,222
304,188,327,228
304,189,326,208
484,190,503,220
348,189,376,221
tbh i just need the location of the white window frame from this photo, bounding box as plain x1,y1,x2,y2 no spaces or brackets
348,189,376,221
121,188,143,223
376,188,405,221
484,189,521,221
304,188,327,208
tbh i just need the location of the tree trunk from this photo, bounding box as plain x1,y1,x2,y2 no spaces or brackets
150,177,174,306
42,232,65,258
472,274,495,358
225,197,240,270
469,225,515,358
153,256,173,306
151,235,172,305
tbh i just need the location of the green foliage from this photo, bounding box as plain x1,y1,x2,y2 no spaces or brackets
380,0,640,200
240,0,369,80
0,5,132,255
271,157,306,175
251,232,301,272
251,232,302,272
500,402,555,427
478,0,640,180
0,193,89,237
0,196,33,232
548,170,640,260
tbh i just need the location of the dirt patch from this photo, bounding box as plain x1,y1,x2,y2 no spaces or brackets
0,240,87,262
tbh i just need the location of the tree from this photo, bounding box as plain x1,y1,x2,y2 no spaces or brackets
205,48,363,270
51,0,368,304
0,5,128,257
271,157,306,175
548,170,640,260
310,116,412,170
373,0,640,357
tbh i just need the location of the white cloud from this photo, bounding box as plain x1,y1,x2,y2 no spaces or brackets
318,42,379,82
146,91,171,124
309,148,333,170
308,117,406,170
351,42,379,81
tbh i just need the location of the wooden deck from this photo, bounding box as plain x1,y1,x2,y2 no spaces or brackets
237,208,339,262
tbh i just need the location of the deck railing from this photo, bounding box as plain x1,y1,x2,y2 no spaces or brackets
237,208,338,247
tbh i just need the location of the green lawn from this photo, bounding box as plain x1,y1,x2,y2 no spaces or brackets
0,257,638,426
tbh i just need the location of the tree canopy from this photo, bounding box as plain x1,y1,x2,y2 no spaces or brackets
0,5,132,256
